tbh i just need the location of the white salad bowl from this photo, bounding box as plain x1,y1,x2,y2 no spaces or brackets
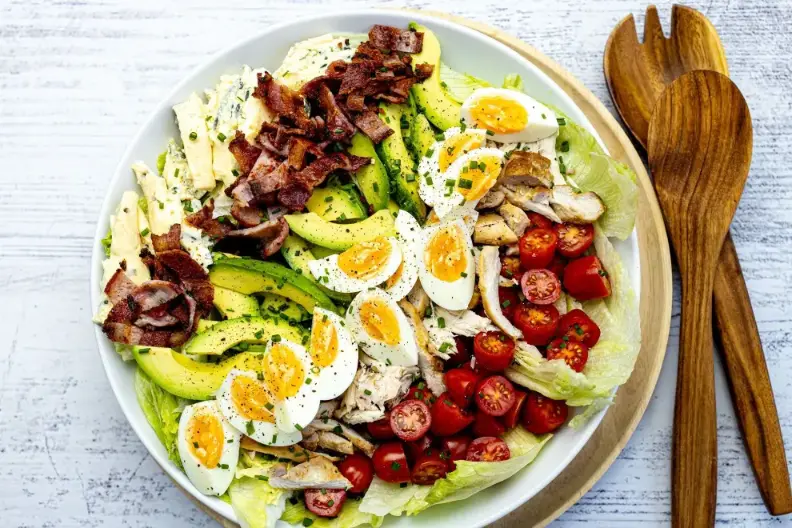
91,9,640,528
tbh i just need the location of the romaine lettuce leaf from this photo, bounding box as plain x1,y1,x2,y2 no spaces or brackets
280,498,383,528
134,368,188,468
502,73,524,92
359,428,550,517
101,228,112,257
439,62,491,104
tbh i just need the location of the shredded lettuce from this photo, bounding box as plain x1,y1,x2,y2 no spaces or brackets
502,73,524,92
229,465,289,528
439,62,491,104
156,149,167,175
280,498,383,528
101,228,112,257
360,428,550,517
134,368,188,468
138,196,149,215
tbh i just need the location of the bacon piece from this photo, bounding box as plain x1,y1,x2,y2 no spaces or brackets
254,72,314,132
151,224,181,253
105,297,136,324
369,25,424,53
354,110,393,143
318,84,356,141
228,131,263,176
182,279,214,313
185,201,233,239
248,162,291,199
339,60,378,96
287,137,323,171
231,200,262,227
131,280,183,312
326,60,348,79
157,249,209,281
415,63,434,80
227,216,290,258
346,94,366,112
102,322,189,347
135,310,180,328
278,183,312,211
104,269,137,305
293,152,368,189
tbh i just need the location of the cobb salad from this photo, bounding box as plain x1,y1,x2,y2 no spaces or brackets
94,22,640,528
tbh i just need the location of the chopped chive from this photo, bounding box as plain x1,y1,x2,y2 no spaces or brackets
458,178,473,190
437,317,445,329
557,117,566,126
324,196,334,203
271,334,281,342
364,389,372,396
189,131,198,140
560,140,570,152
217,132,227,142
246,421,255,435
140,228,150,237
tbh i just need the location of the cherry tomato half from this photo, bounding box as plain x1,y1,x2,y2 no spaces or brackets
366,412,395,440
472,410,506,437
563,256,611,301
546,338,589,372
502,389,528,429
500,255,523,283
475,375,517,417
521,268,561,305
445,336,472,368
440,435,471,471
430,393,475,437
390,399,432,442
498,287,521,322
512,302,560,346
557,309,601,347
304,488,347,518
411,452,448,485
406,433,434,464
547,254,566,280
466,437,511,462
473,331,516,372
407,384,436,405
555,223,594,258
372,441,411,483
526,212,553,230
445,368,481,407
521,392,569,434
337,453,374,494
519,228,558,270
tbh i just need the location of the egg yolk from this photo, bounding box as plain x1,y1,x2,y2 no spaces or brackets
469,95,528,134
439,132,485,172
359,298,401,345
186,411,224,469
310,313,339,368
230,375,276,423
424,224,468,282
338,237,392,279
457,155,503,201
384,260,405,291
263,344,306,401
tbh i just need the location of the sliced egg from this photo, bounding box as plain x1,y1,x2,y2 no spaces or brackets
461,87,558,144
308,307,358,400
418,218,476,310
346,288,419,366
418,127,488,209
429,148,505,219
382,211,421,301
177,400,241,496
216,369,302,447
478,245,522,339
426,207,479,239
308,236,402,293
261,339,321,434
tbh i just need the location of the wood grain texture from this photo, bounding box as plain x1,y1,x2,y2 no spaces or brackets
2,1,792,527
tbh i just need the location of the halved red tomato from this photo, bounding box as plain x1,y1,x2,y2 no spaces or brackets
390,399,432,442
472,410,506,437
557,309,601,347
555,223,594,258
498,287,521,322
446,336,472,368
405,433,434,464
337,453,374,494
521,392,568,434
500,254,524,282
520,269,561,305
563,256,611,301
445,368,481,407
366,413,395,440
466,437,511,462
372,442,411,483
547,254,566,280
440,435,471,471
304,488,347,518
406,384,436,405
526,212,553,230
502,389,528,429
473,331,516,372
546,338,589,372
475,375,517,417
512,302,560,346
518,228,557,269
430,393,475,437
411,452,448,485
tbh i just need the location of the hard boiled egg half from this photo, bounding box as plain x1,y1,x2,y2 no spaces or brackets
461,87,558,144
309,236,402,293
177,400,241,496
346,287,419,366
418,217,476,310
216,369,302,447
382,211,421,301
308,307,358,400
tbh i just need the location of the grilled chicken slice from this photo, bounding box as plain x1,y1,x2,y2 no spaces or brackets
407,282,431,317
308,418,376,457
269,456,351,490
500,183,563,223
516,134,565,186
549,185,605,223
240,436,340,463
335,358,418,425
499,150,553,187
317,431,354,455
400,300,446,396
498,202,530,237
476,189,506,210
478,246,523,339
473,213,519,246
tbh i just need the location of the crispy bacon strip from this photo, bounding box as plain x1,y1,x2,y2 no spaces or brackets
104,269,137,305
228,131,263,176
254,72,314,133
185,201,233,239
368,25,424,53
354,110,393,143
318,84,356,141
227,216,290,258
151,224,181,253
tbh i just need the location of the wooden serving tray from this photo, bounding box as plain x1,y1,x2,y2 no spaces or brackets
171,11,674,528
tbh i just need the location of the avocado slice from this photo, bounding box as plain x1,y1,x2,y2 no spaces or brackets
260,292,310,322
133,346,277,400
213,286,260,318
183,316,305,355
306,183,367,222
209,256,336,313
196,319,218,332
284,209,396,251
310,244,341,260
347,133,390,212
281,235,352,303
376,103,427,221
409,112,437,162
410,24,462,130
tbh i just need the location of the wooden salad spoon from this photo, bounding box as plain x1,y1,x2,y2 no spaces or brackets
605,4,792,516
649,71,752,527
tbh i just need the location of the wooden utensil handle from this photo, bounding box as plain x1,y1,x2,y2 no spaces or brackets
713,233,792,515
673,271,718,528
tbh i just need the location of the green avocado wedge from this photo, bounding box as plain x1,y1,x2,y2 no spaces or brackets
183,316,305,355
133,346,277,400
409,112,437,162
305,183,367,222
209,256,336,313
212,286,260,318
284,210,396,251
409,24,462,130
347,133,390,212
259,292,310,322
280,235,352,304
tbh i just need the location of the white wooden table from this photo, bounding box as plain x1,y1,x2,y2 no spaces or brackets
2,0,791,526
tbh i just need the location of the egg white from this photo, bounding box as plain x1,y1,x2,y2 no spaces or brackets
308,307,359,401
216,369,302,447
346,288,419,366
461,87,559,144
429,147,505,220
418,218,476,310
382,211,421,301
308,237,402,293
177,400,241,496
261,339,321,434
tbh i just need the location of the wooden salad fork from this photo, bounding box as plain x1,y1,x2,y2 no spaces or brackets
604,4,792,517
649,70,752,527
